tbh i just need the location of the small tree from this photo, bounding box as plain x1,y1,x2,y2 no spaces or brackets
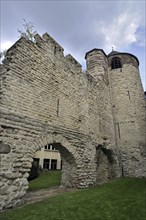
0,20,37,62
17,19,37,42
28,159,40,181
0,49,7,60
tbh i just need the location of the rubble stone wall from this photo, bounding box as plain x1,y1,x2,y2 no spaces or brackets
0,33,145,210
0,34,119,210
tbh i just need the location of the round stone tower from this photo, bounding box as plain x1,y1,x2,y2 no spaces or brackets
108,51,146,177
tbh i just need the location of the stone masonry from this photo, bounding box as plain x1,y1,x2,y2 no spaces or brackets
0,32,145,210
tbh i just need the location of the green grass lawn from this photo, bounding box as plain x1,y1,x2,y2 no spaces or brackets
28,170,62,191
1,178,146,220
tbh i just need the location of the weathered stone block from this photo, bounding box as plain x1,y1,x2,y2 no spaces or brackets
0,142,11,153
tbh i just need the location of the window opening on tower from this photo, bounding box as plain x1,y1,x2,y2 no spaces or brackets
111,57,122,69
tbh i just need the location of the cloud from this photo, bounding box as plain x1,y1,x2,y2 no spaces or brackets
1,1,145,88
0,41,14,63
135,27,146,47
95,11,145,53
0,41,14,51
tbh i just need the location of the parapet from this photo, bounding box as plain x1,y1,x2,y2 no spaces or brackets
65,54,82,72
34,32,64,58
42,32,64,57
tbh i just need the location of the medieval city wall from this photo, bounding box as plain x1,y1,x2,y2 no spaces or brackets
0,32,145,210
1,34,115,141
0,33,119,210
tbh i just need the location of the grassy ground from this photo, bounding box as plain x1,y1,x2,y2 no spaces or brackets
28,170,61,191
1,178,145,220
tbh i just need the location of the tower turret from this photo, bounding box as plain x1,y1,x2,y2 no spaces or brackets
108,51,145,177
85,49,108,82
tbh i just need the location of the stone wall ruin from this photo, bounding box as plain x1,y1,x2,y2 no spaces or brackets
0,32,145,210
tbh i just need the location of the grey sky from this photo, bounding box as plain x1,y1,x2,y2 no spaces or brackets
1,0,146,89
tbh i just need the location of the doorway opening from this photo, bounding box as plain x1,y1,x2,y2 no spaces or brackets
96,145,116,182
28,140,77,190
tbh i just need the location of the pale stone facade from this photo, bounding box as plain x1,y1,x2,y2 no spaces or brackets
0,32,145,210
34,145,62,170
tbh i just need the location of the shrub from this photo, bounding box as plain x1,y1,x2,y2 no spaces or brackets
28,160,42,181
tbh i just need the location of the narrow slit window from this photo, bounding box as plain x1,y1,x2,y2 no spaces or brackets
57,99,59,117
117,123,121,139
111,57,122,69
54,46,57,55
128,90,131,100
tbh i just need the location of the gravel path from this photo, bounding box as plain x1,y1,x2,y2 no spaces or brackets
24,187,78,204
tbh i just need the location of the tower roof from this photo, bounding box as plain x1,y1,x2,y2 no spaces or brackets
108,50,120,56
85,48,107,59
108,51,139,66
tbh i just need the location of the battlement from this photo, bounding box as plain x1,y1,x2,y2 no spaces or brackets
34,32,64,58
65,54,82,72
42,32,64,56
3,33,82,72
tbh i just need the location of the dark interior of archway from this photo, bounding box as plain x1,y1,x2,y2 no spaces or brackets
96,145,114,164
96,145,117,181
51,142,75,164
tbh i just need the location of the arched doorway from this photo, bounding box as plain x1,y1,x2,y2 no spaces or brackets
29,133,78,188
0,131,98,210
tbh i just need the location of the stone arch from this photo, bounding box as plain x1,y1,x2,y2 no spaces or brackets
0,131,97,210
30,132,78,188
33,132,76,155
